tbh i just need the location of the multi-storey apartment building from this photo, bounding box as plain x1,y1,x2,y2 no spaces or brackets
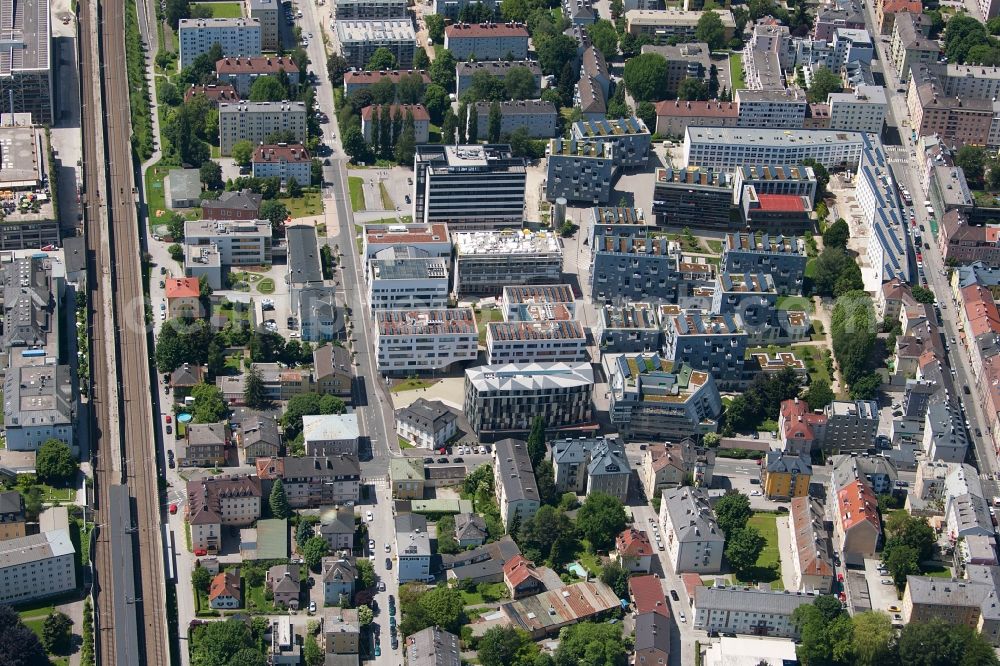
256,455,361,506
828,85,888,134
456,60,541,97
855,132,912,284
501,284,577,320
362,222,452,265
761,451,811,500
571,117,651,168
788,496,834,592
493,438,540,528
625,9,736,44
486,308,588,364
0,529,75,605
178,18,262,69
251,143,311,185
890,12,937,83
343,69,431,98
472,100,559,139
908,63,1000,148
216,56,300,97
366,257,449,310
336,20,416,69
940,211,1000,267
712,272,778,329
395,513,432,582
834,478,882,564
452,229,562,294
545,139,616,204
641,42,712,96
184,219,273,265
651,166,733,229
662,310,747,386
395,398,458,449
551,437,630,501
373,308,478,373
361,104,431,144
732,164,819,208
735,89,808,128
413,144,527,229
589,230,710,303
433,0,498,18
683,127,866,171
605,353,722,442
331,0,408,19
658,487,724,572
653,99,738,138
465,362,594,437
186,476,263,553
693,585,815,638
245,0,279,49
0,492,26,541
444,23,530,60
902,575,1000,644
722,233,807,295
595,303,662,353
218,100,307,155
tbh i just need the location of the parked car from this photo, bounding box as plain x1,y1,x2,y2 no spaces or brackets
366,511,374,522
309,601,317,614
453,457,464,463
670,589,679,601
436,457,448,463
422,457,434,464
384,544,391,553
378,581,386,591
169,504,178,514
166,425,172,434
385,557,392,569
368,539,376,550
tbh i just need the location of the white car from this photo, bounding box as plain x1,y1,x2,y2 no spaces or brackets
308,601,317,614
679,612,686,623
881,579,893,585
366,510,374,522
750,490,762,496
384,544,391,553
368,539,375,550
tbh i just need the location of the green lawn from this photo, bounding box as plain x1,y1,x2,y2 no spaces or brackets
245,581,275,613
576,540,605,577
348,177,366,212
379,181,394,210
398,436,415,449
922,564,952,578
145,162,170,217
39,484,75,502
736,513,781,585
459,582,509,606
192,1,243,17
776,295,815,313
256,278,275,294
282,190,324,218
390,378,438,393
729,52,745,89
477,308,503,345
705,239,724,254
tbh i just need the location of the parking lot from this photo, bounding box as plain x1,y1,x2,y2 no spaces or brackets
863,558,903,622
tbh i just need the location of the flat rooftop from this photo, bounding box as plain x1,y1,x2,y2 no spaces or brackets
336,19,415,41
365,222,450,246
377,308,477,335
686,127,862,146
454,229,561,256
573,117,648,138
548,138,612,158
370,257,449,280
0,0,50,75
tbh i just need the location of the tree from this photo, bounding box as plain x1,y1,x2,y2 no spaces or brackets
191,619,258,666
554,622,629,666
536,35,579,76
366,47,397,71
884,543,920,587
695,10,727,49
370,77,396,105
725,526,765,575
714,492,752,536
400,585,464,635
394,111,417,164
425,14,445,42
36,439,78,485
356,558,376,589
517,505,575,564
677,77,710,101
488,101,502,143
249,75,288,102
356,604,373,626
423,84,450,124
430,49,457,92
804,379,834,411
231,139,254,168
41,611,73,654
956,145,987,188
397,73,426,104
587,20,618,59
944,14,993,64
899,618,999,666
849,373,882,400
259,199,289,231
165,0,190,29
164,102,209,166
327,53,349,87
810,247,863,297
478,626,533,666
831,290,877,386
636,101,656,132
823,218,850,249
302,536,329,571
526,415,546,466
342,126,368,162
576,492,627,551
851,611,896,666
269,478,291,519
623,53,669,102
708,63,720,98
192,564,212,593
885,514,936,562
0,605,49,666
440,108,458,144
808,66,843,103
303,635,323,666
378,105,393,158
414,47,431,70
199,160,223,191
190,382,228,423
599,562,630,598
505,66,537,100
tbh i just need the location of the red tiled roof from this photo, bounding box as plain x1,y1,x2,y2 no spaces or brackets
757,194,806,212
185,84,240,103
962,284,1000,337
781,399,826,441
360,104,430,122
503,555,540,587
166,277,200,299
216,56,299,74
446,22,529,38
629,574,669,617
209,572,241,601
252,143,311,165
655,100,738,118
616,527,654,558
882,0,921,13
837,480,881,534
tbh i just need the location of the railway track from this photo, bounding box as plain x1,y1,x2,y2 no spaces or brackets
80,0,169,662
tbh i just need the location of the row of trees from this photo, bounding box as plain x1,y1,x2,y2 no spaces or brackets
830,290,881,399
944,14,1000,66
722,367,802,435
881,512,936,587
714,492,768,578
793,594,998,666
155,318,316,375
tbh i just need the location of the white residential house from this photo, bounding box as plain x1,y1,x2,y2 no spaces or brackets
395,513,431,582
658,487,724,573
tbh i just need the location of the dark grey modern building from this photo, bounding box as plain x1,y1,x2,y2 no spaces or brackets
652,167,734,230
545,138,615,204
413,144,527,229
711,272,778,329
595,303,663,353
571,117,651,168
662,310,747,388
722,233,808,295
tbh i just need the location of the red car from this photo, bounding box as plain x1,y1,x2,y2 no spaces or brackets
194,548,207,556
169,503,177,514
838,573,844,582
165,415,172,424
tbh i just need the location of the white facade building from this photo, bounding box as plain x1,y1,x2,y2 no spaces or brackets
374,308,478,373
683,127,866,171
0,529,75,604
367,258,450,310
828,85,888,134
453,229,562,295
218,101,308,156
693,585,815,638
658,487,724,573
735,89,808,128
178,18,261,69
395,513,431,582
184,219,273,266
